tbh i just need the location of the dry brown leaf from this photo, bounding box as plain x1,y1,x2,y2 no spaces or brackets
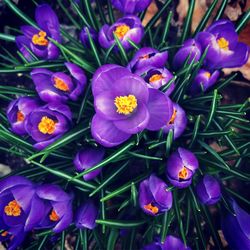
176,0,189,26
142,0,159,26
224,3,242,21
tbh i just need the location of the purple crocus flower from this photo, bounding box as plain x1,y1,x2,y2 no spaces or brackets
98,15,144,50
143,235,191,250
36,184,73,233
128,47,168,72
6,97,41,135
189,69,220,95
162,103,187,139
139,174,172,216
134,66,175,95
15,4,61,61
91,64,173,147
111,0,152,14
80,27,98,48
31,63,87,103
221,199,250,250
75,199,98,230
24,103,72,150
173,39,202,70
166,147,199,188
74,147,105,181
196,175,221,205
196,19,249,69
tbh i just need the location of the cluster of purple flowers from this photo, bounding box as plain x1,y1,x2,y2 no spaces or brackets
0,176,98,250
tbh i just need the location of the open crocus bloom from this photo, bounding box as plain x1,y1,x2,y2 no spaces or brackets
196,19,249,69
139,174,172,216
6,97,41,135
35,184,73,233
91,64,173,147
98,15,144,50
166,147,199,188
15,4,61,61
24,103,72,150
111,0,152,14
31,63,87,103
128,47,168,72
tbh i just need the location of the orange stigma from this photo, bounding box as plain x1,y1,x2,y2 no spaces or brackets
168,109,177,125
217,37,229,50
144,203,159,214
139,54,149,60
32,31,49,46
53,77,70,92
149,74,163,83
178,167,188,179
49,209,60,222
4,200,21,217
204,72,211,78
17,111,25,122
114,25,130,39
1,231,8,237
38,116,56,134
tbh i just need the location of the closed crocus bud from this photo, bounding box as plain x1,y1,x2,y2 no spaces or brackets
111,0,152,14
75,200,98,230
80,27,98,48
196,175,221,205
173,39,202,70
6,97,41,135
139,174,172,216
221,199,250,250
166,147,199,188
74,147,105,181
162,103,187,139
189,69,220,95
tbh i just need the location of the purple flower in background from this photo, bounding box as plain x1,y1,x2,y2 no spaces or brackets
16,4,61,61
189,69,220,95
74,147,105,181
128,47,168,72
196,19,249,69
162,103,187,139
80,27,98,48
221,199,250,250
6,97,41,135
166,147,199,188
196,175,221,205
36,184,73,233
24,103,72,150
111,0,152,14
98,15,144,50
139,174,172,216
135,66,175,95
75,200,98,230
31,63,87,103
91,64,172,147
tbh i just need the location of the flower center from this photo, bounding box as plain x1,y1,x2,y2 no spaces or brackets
139,54,149,60
114,95,137,115
4,200,21,217
149,74,163,83
32,31,49,46
144,203,159,214
204,72,211,78
217,37,229,50
114,25,130,39
178,167,188,180
49,209,60,222
53,77,70,92
168,109,177,125
38,116,56,134
17,111,25,122
1,231,9,237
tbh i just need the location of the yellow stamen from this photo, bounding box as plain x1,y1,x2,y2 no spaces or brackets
17,111,25,122
49,209,60,222
32,31,48,46
53,77,70,92
178,167,188,180
204,72,211,78
4,200,21,217
217,37,229,50
168,109,177,125
114,95,137,115
144,203,159,214
114,25,130,39
38,116,56,134
1,231,8,237
149,74,163,83
139,54,149,60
